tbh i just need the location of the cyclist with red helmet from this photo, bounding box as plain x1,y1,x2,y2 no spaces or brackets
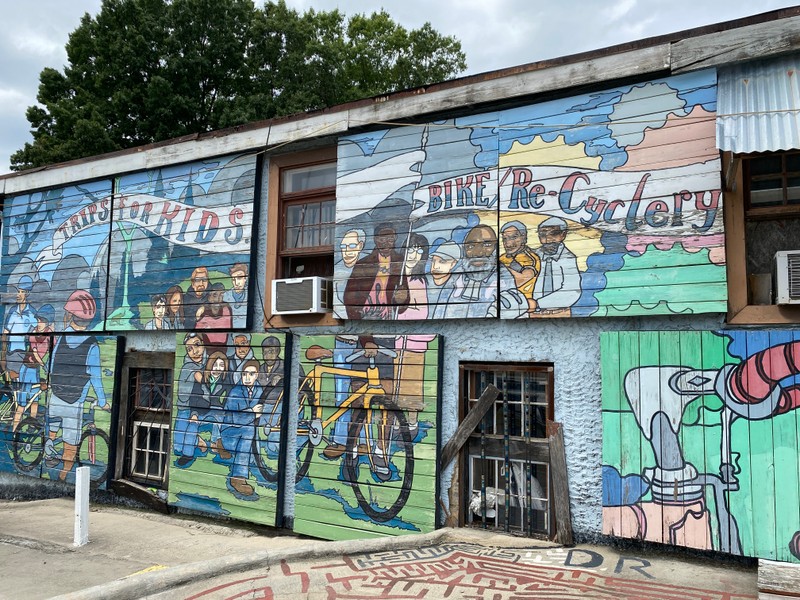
45,290,108,482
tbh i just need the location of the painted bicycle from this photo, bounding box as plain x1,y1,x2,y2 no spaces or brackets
13,402,111,483
251,345,415,522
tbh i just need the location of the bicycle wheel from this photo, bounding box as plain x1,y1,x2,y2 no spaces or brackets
252,391,283,483
295,378,321,483
343,397,414,523
78,427,110,483
12,416,45,472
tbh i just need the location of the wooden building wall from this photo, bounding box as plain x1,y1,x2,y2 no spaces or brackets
167,332,287,527
0,334,119,489
293,334,440,540
334,69,725,321
602,330,800,563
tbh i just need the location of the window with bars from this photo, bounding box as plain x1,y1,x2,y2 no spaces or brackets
124,365,173,487
279,162,336,278
460,363,554,537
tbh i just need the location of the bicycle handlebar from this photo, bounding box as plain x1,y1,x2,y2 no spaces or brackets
344,348,398,363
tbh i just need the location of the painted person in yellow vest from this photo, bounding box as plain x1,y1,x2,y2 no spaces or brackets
500,220,540,302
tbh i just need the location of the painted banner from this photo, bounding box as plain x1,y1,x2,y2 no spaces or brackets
293,334,440,540
168,332,287,527
1,181,113,333
334,69,725,320
109,153,257,331
0,334,119,489
602,330,800,563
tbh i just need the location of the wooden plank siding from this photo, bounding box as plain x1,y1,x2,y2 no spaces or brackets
108,153,258,331
0,334,119,489
167,332,288,528
1,180,113,333
334,70,725,321
601,329,800,563
293,334,440,540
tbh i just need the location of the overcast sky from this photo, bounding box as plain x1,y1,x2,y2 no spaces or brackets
1,0,798,175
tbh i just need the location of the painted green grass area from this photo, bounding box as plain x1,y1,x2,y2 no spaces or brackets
294,334,440,540
167,431,279,527
595,246,727,316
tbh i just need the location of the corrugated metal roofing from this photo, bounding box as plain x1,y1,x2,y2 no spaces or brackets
717,54,800,153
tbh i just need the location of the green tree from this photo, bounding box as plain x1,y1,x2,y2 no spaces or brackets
11,0,466,171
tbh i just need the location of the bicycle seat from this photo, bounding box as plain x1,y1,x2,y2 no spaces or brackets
306,346,333,361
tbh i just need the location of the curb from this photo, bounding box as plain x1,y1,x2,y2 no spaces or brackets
52,528,558,600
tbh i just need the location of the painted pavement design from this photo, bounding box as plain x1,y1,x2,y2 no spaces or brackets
184,543,755,599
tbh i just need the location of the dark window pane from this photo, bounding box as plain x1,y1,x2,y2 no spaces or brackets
750,155,782,176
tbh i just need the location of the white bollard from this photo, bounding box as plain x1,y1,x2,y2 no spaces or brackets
74,466,90,547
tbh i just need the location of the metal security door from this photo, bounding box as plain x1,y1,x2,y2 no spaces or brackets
460,364,554,537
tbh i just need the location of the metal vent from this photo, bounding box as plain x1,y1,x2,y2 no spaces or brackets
272,277,332,314
789,254,800,299
275,278,314,312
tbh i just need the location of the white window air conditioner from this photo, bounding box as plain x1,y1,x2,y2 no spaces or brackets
272,276,332,315
774,250,800,305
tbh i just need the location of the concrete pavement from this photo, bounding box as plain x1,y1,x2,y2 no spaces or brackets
0,498,758,600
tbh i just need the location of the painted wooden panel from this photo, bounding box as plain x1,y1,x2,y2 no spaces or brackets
293,334,440,539
1,181,113,332
108,153,257,331
601,329,800,563
0,333,119,489
168,332,287,527
334,70,725,320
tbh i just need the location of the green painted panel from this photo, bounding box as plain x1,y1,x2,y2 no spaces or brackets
0,334,119,490
294,334,441,539
168,332,287,527
602,329,800,563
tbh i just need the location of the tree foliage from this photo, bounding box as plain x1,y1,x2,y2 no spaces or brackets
11,0,466,171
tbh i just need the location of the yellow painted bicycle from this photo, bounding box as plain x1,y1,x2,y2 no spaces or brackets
252,345,415,522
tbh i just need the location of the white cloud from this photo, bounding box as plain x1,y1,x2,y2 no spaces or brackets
9,30,64,59
0,88,30,115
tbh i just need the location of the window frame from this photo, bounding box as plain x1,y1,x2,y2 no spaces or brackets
724,151,800,324
264,147,340,328
113,351,175,491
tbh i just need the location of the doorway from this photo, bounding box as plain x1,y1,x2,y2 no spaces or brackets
459,363,554,536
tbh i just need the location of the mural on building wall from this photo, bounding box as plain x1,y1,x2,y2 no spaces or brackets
334,69,725,320
0,331,118,489
168,332,287,527
1,181,113,332
602,330,800,563
293,334,440,540
109,153,257,331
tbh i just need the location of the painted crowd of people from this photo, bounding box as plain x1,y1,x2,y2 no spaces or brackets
143,263,248,331
173,332,284,499
336,217,581,321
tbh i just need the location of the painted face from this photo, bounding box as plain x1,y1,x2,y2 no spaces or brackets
15,288,27,305
234,337,250,359
501,226,525,255
231,271,247,293
153,300,166,319
242,366,258,387
405,245,424,273
464,226,497,270
340,232,364,268
35,318,48,333
538,226,567,255
186,338,204,362
262,346,280,364
211,357,225,378
169,292,181,314
375,228,396,255
431,255,457,285
192,273,209,294
209,289,223,306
